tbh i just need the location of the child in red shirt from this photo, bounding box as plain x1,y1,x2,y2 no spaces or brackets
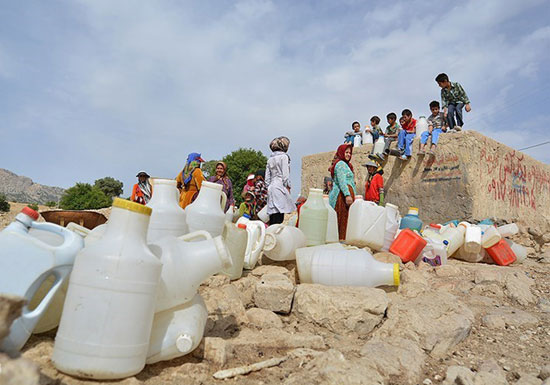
363,160,384,205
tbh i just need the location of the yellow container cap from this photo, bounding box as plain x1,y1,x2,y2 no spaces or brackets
112,198,152,216
393,264,400,286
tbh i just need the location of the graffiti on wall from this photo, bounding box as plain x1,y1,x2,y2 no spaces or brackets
480,147,550,210
421,154,463,183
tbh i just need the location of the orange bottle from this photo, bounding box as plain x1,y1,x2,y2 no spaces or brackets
486,239,516,266
389,228,427,263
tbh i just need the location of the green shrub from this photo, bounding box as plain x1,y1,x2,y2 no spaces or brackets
0,194,10,212
59,183,112,210
45,201,57,208
28,203,39,211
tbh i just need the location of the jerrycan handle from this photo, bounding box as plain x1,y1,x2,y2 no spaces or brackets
220,191,227,211
274,224,285,235
65,222,91,238
23,266,69,325
249,222,266,255
30,221,84,266
178,230,212,242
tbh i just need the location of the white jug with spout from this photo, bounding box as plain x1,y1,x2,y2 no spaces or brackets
381,203,400,251
185,181,227,237
146,294,208,364
147,178,188,242
242,221,266,270
257,205,269,223
0,208,84,353
322,195,338,243
263,224,307,261
296,247,399,287
416,116,429,137
345,199,386,250
298,188,328,246
373,136,385,156
52,199,162,380
149,230,232,312
353,134,362,148
220,222,248,280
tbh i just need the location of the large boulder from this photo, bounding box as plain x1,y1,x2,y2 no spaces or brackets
293,284,388,336
0,294,25,345
0,353,40,385
253,273,295,314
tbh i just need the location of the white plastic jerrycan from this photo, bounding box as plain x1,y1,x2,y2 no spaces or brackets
463,223,482,254
416,116,429,137
298,188,328,246
150,230,232,312
52,199,162,380
257,205,270,223
381,203,400,252
323,194,339,243
440,224,466,257
345,199,386,250
185,181,227,237
225,205,236,223
241,221,266,270
362,129,373,144
353,134,362,148
220,222,248,280
373,136,385,157
481,225,502,248
263,224,307,261
419,238,448,267
146,293,208,364
0,208,84,353
497,223,519,237
147,178,188,243
505,239,527,263
296,247,399,288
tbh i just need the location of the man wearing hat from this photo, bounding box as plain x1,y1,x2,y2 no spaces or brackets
363,160,384,206
131,171,153,205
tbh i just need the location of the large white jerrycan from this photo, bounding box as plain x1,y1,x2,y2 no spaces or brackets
345,199,386,250
373,136,385,156
149,230,232,312
263,224,307,261
242,221,266,270
0,208,84,353
381,203,400,252
146,293,208,364
416,116,429,137
147,178,188,243
257,205,270,223
322,194,339,243
296,247,399,288
185,181,227,237
220,222,248,280
52,199,162,380
298,188,328,246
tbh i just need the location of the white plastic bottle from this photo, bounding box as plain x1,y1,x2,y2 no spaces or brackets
345,199,386,250
52,199,162,380
381,203,400,252
497,223,519,237
0,208,84,352
420,239,448,266
296,247,399,287
481,225,501,248
185,181,227,237
242,221,266,270
323,194,339,243
146,294,208,364
441,224,465,257
298,188,328,246
463,223,482,254
149,231,232,312
416,116,429,137
147,178,188,243
220,222,248,280
263,224,307,261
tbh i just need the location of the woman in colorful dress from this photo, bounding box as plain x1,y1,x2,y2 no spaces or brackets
176,152,205,209
131,171,153,205
328,143,356,240
253,169,268,213
265,136,294,225
207,161,235,212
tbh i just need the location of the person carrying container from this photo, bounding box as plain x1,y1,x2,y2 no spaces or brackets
363,160,384,206
131,171,153,205
176,152,205,209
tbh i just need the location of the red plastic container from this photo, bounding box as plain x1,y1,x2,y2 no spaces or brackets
389,228,427,263
486,239,516,266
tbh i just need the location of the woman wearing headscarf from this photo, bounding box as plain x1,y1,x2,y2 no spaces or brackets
176,152,205,209
323,176,333,195
253,169,268,212
207,161,235,212
131,171,153,205
328,143,356,240
265,136,294,225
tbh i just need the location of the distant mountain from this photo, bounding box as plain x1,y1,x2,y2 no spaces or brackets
0,168,65,204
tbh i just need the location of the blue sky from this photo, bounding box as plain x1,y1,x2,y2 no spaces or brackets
1,0,549,197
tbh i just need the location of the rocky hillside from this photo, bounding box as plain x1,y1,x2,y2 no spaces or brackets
0,168,64,204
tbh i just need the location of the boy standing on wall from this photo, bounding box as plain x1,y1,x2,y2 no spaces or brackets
435,73,471,131
419,100,447,155
398,109,417,161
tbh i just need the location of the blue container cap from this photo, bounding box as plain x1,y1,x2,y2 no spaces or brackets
243,214,251,219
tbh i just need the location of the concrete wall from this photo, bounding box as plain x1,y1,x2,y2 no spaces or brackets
301,131,550,232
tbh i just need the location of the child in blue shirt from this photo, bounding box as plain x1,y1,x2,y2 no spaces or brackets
344,121,362,145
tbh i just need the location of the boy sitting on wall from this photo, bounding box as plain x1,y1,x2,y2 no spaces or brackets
397,109,417,161
419,100,447,155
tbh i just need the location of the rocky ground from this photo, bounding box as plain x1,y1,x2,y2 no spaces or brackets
1,206,549,385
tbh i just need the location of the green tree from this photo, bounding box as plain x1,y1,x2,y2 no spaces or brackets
0,193,10,213
222,148,268,205
59,183,112,210
94,177,124,198
202,160,219,179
